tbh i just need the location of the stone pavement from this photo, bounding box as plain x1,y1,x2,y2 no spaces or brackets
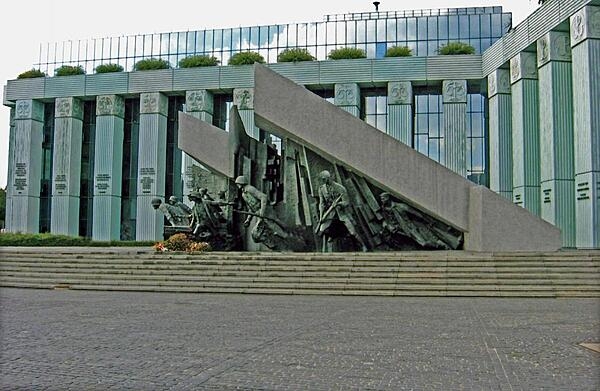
1,288,598,391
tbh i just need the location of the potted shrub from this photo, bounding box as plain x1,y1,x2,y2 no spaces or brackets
55,65,85,76
385,46,412,57
17,69,45,79
277,48,316,63
328,47,367,60
437,42,476,55
133,58,171,71
94,63,124,73
178,55,219,68
228,51,265,65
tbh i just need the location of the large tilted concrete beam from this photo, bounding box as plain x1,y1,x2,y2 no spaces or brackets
177,111,232,178
253,64,560,252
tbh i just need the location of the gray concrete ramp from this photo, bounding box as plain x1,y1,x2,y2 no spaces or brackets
252,64,560,252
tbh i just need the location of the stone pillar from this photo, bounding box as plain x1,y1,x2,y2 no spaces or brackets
335,83,361,117
135,92,168,241
510,52,541,216
387,81,413,145
92,95,125,241
233,88,258,139
183,90,214,206
442,80,468,177
50,97,83,236
6,101,44,233
537,31,576,247
570,6,600,248
488,69,513,201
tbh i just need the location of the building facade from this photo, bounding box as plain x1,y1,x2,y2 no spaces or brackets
3,0,599,248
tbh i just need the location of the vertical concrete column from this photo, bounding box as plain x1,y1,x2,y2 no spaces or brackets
510,52,541,216
50,97,83,236
537,31,576,247
442,80,468,177
135,92,168,241
233,88,258,139
92,95,125,241
5,108,15,230
387,81,413,145
6,100,44,233
335,83,361,117
182,90,214,205
488,69,513,201
570,6,600,248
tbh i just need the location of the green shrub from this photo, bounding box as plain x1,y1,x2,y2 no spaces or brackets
134,58,171,71
178,55,219,68
228,51,265,65
55,65,85,76
0,232,154,247
17,69,45,79
95,63,124,73
385,46,412,57
328,47,367,60
437,42,476,55
277,48,316,63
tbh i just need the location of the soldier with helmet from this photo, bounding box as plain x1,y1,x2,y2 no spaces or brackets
316,170,368,252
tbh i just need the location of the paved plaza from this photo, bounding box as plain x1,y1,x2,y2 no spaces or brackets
1,288,599,390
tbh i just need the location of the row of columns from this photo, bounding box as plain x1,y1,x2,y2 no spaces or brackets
5,88,248,242
488,5,599,248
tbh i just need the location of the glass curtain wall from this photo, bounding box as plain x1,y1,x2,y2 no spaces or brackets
79,101,96,237
35,7,511,74
121,99,140,240
39,103,55,233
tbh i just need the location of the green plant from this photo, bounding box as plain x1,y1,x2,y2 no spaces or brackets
134,58,171,71
17,69,45,79
178,55,219,68
277,48,316,63
385,46,412,57
327,47,367,60
437,42,476,55
95,63,124,73
228,51,265,65
0,232,155,247
54,65,85,76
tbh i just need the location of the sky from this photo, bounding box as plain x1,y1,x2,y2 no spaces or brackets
0,0,541,189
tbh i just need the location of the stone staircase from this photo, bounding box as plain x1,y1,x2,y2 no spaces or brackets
1,247,599,297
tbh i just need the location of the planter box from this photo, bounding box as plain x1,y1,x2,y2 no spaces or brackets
268,62,321,86
372,57,427,82
85,72,129,96
128,69,173,93
45,74,85,98
5,77,46,101
173,67,220,91
219,65,254,89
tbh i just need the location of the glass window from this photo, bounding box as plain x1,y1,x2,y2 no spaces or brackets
397,19,406,41
407,18,416,40
222,29,231,51
428,17,438,40
438,16,448,39
337,21,347,44
249,27,259,49
95,39,103,60
387,19,397,41
298,23,307,46
205,30,214,52
376,42,386,58
367,20,376,42
417,17,427,40
195,31,205,53
459,15,469,39
491,14,502,37
288,24,297,46
231,28,240,50
327,22,336,44
316,22,325,47
308,23,318,46
159,33,168,55
356,20,366,43
469,15,480,38
213,29,222,51
377,19,386,41
187,32,196,53
448,16,459,39
502,14,512,33
346,21,356,44
480,14,491,37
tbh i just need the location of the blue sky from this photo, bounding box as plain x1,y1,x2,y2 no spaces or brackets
0,0,540,189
